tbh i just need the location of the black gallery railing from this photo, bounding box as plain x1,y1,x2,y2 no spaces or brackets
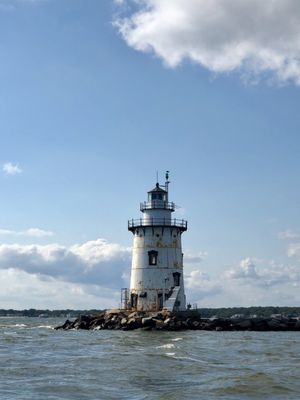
140,201,175,211
128,218,187,230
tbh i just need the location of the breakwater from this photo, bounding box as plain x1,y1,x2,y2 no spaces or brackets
55,309,300,331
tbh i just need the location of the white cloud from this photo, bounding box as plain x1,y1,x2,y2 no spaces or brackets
279,229,300,240
0,228,54,237
2,162,22,175
225,257,258,280
184,250,207,264
0,238,131,308
0,235,299,308
224,257,300,289
23,228,54,237
0,229,13,235
288,243,300,259
70,239,129,265
184,258,300,307
0,239,131,288
185,269,222,302
0,268,119,309
115,0,300,85
196,277,300,308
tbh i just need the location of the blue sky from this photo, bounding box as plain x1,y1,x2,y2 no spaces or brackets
1,0,300,309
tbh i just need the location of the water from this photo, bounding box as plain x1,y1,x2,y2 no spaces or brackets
0,317,300,399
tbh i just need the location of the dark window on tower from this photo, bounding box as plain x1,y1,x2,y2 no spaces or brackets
148,250,158,265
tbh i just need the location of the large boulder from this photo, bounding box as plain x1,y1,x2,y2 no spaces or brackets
252,318,270,331
54,319,73,330
141,317,156,328
72,315,92,330
154,319,165,329
294,319,300,330
267,318,288,330
90,316,105,330
123,317,142,330
231,318,253,330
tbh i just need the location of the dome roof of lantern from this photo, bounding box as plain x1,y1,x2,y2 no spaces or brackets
148,183,167,193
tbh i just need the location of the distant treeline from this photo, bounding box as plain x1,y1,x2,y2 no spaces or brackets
0,309,103,318
198,306,300,318
0,306,300,318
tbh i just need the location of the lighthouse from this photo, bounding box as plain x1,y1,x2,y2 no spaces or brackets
127,172,187,312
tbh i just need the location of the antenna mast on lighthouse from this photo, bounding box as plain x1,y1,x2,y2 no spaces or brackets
165,170,170,193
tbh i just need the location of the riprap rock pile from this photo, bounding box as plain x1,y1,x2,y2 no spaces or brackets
55,309,300,331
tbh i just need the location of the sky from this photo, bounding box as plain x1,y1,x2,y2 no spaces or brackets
1,0,300,309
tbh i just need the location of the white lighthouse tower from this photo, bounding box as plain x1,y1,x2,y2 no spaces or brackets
127,172,187,312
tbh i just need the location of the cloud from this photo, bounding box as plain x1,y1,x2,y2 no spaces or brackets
288,243,300,259
224,257,300,287
184,250,207,264
279,229,300,240
0,229,14,235
2,162,22,175
115,0,300,85
0,268,120,309
24,228,54,237
0,238,131,308
225,257,258,280
0,236,299,308
184,257,300,307
185,269,223,303
0,228,54,238
278,230,300,262
0,239,131,288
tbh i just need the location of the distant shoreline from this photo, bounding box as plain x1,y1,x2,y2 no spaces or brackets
1,306,300,319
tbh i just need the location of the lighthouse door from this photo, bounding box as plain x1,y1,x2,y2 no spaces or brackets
130,293,138,309
158,293,163,310
173,272,181,286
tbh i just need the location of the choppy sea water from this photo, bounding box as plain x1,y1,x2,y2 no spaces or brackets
0,317,300,400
